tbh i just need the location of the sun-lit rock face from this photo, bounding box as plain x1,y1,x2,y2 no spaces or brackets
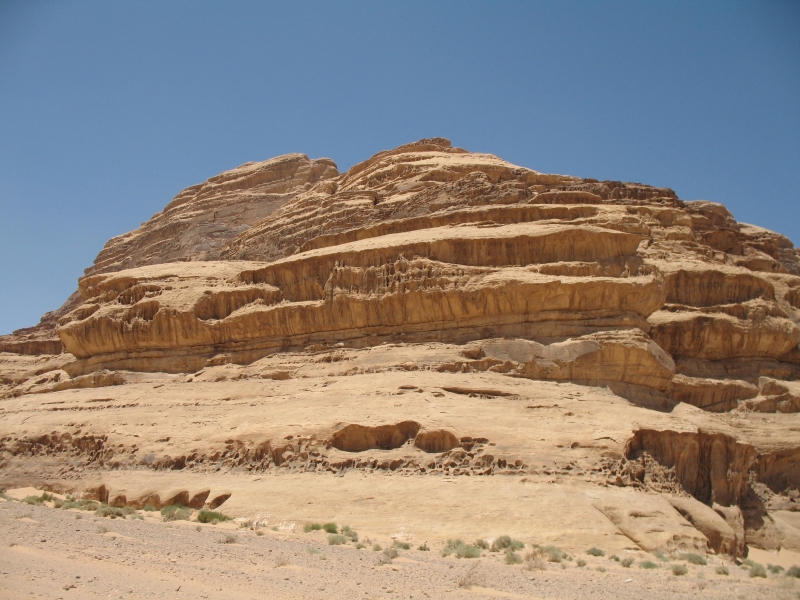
86,153,339,275
3,138,800,560
56,138,800,400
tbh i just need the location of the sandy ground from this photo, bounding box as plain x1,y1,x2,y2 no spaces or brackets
1,497,797,600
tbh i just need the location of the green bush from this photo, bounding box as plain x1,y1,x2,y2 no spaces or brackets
741,558,759,568
441,539,481,559
715,565,729,576
678,552,706,566
96,504,134,519
322,523,338,534
639,561,659,569
372,544,382,551
218,533,237,544
543,546,565,562
654,550,670,562
383,547,399,560
418,543,430,551
671,564,688,576
505,549,523,565
22,491,56,505
328,534,347,545
341,525,358,542
621,557,634,568
160,504,191,522
490,536,524,552
393,541,410,550
609,555,620,562
304,523,323,532
474,539,489,550
197,509,230,524
576,559,586,567
786,566,800,578
142,504,158,512
749,564,766,578
767,564,784,574
354,543,365,549
587,547,604,557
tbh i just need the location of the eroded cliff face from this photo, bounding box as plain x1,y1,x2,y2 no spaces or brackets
0,153,338,355
2,138,800,558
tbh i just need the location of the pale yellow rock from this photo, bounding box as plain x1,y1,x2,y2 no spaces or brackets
2,138,800,563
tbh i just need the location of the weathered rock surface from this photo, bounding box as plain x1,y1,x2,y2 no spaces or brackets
2,138,800,560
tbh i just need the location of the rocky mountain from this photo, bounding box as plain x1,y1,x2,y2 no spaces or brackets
0,152,338,354
1,138,799,563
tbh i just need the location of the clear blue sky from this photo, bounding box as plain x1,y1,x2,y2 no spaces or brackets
1,1,799,334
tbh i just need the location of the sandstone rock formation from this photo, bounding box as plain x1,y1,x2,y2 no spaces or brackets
2,138,799,561
0,153,338,355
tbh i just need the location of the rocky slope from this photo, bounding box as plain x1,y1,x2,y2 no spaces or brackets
0,152,338,355
1,138,799,564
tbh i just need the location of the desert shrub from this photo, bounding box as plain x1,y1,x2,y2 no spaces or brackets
786,566,800,578
328,534,347,545
768,564,784,574
96,525,109,534
474,539,489,550
505,549,523,565
142,504,158,512
576,559,586,567
534,546,564,563
654,550,670,562
304,522,322,532
524,551,547,571
160,504,191,522
596,566,606,573
418,543,430,551
372,543,382,551
491,535,524,552
24,491,56,505
442,539,481,558
749,564,767,578
741,558,759,568
678,552,707,566
322,523,338,534
197,509,230,524
715,565,729,575
621,557,634,568
355,543,365,549
393,541,410,550
441,539,463,556
96,504,132,518
587,547,604,557
218,533,238,544
456,544,482,559
610,555,620,562
457,563,482,589
671,564,688,576
639,561,659,569
341,525,358,542
383,547,399,560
